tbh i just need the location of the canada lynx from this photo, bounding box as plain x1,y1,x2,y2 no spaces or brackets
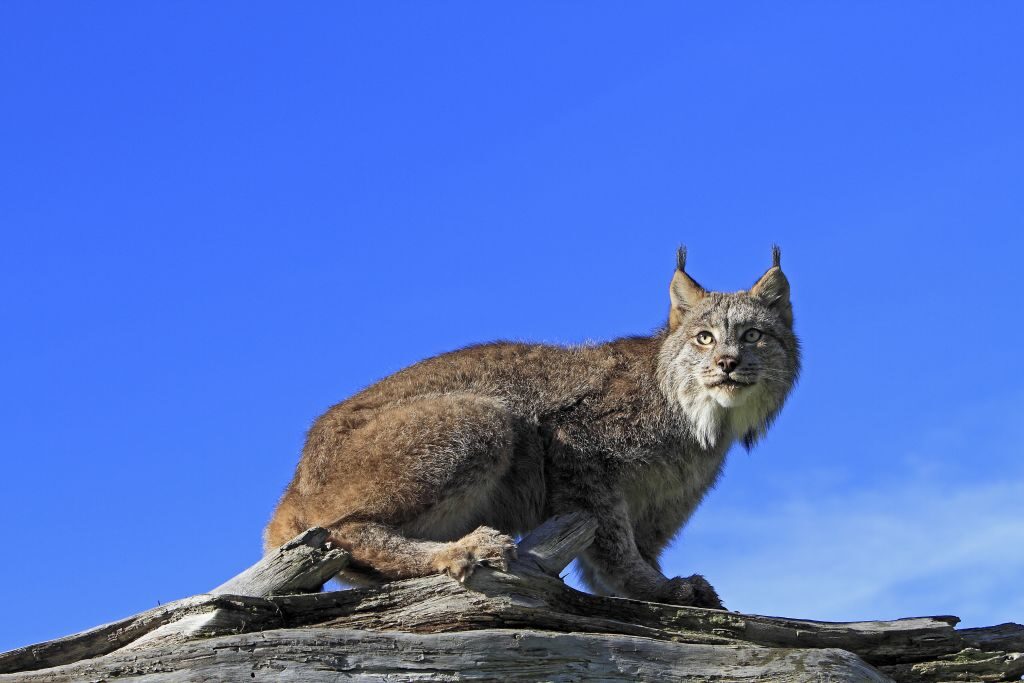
265,247,800,608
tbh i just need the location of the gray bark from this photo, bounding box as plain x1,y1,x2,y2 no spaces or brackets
1,514,1020,683
0,628,892,683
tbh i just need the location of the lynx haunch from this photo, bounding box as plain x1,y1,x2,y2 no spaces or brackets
265,247,800,608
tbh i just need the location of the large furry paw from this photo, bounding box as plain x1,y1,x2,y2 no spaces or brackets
662,574,725,610
431,526,518,582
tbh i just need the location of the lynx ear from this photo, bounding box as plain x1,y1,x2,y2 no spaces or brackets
750,245,793,325
669,246,707,331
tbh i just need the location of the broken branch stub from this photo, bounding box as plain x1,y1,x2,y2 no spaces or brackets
211,526,350,597
513,511,598,576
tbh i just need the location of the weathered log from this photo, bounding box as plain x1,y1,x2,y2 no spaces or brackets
124,526,350,650
267,566,967,666
0,527,348,674
0,596,234,675
1,514,1020,683
0,628,894,683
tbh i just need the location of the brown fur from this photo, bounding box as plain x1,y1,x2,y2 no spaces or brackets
265,248,800,607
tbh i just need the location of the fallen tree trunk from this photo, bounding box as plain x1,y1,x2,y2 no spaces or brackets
1,514,1021,682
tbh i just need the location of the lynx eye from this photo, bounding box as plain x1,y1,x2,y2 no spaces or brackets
742,329,763,343
695,331,715,346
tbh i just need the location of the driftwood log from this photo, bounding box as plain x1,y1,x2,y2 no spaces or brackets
1,514,1020,682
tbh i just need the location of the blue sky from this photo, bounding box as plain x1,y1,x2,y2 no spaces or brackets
2,3,1022,652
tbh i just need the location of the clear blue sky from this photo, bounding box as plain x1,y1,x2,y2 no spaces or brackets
2,3,1022,652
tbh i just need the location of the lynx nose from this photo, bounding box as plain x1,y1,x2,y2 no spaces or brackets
716,356,739,374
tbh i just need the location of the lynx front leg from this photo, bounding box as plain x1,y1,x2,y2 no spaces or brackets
632,500,725,610
575,498,723,609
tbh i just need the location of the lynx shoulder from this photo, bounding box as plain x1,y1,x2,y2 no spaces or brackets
265,247,800,608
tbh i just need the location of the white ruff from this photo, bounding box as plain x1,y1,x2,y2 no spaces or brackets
677,386,767,450
678,389,725,450
727,392,769,442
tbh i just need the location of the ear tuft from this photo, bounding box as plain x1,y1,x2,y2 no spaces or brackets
676,245,687,272
750,247,793,325
668,245,706,331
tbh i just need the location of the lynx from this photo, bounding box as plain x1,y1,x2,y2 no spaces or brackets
265,247,800,608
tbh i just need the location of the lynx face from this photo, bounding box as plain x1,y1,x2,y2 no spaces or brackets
683,293,794,410
659,248,800,449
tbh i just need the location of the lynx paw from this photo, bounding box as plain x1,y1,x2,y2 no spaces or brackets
432,526,517,582
662,574,725,610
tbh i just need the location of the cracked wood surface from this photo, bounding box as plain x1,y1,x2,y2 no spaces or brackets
0,628,893,683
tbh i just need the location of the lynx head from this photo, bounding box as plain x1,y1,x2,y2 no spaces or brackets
659,246,801,450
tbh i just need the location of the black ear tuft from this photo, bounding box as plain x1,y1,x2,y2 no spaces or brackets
669,245,707,330
771,244,781,268
750,251,793,326
676,245,687,272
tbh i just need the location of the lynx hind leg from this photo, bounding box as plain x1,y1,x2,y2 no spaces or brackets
331,522,516,584
430,525,517,581
321,393,520,583
328,520,446,583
